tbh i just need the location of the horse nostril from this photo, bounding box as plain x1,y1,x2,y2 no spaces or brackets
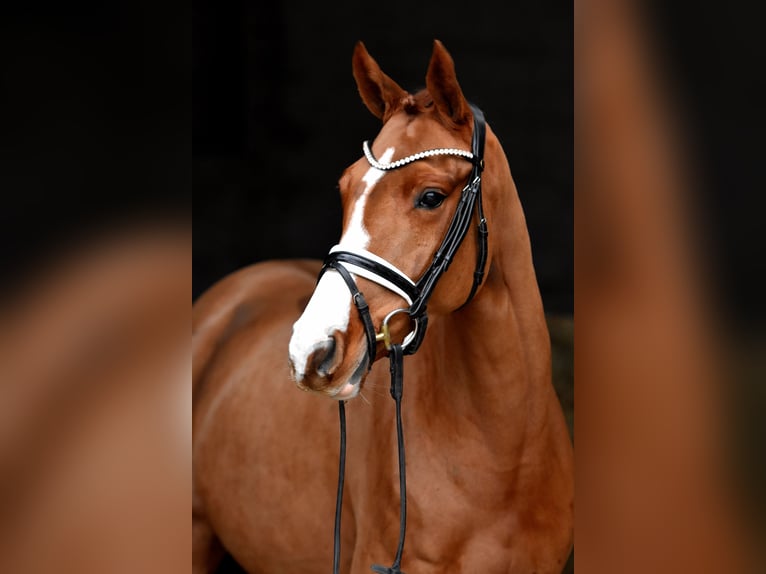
310,336,338,378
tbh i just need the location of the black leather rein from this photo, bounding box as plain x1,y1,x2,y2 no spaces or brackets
321,104,488,574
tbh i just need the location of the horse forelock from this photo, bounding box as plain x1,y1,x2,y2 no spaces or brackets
399,90,433,114
387,89,474,142
381,90,434,121
376,101,473,161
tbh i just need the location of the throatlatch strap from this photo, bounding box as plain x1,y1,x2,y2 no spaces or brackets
459,189,488,310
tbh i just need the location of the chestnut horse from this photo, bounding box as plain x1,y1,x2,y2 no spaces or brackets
193,40,573,573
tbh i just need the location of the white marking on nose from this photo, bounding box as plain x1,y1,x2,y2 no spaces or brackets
289,147,394,381
289,271,350,381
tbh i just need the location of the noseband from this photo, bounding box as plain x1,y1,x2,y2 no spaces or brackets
321,104,488,574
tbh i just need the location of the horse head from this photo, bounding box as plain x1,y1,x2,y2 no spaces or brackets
288,40,502,399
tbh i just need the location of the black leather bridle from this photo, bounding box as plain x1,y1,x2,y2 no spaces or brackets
322,104,488,574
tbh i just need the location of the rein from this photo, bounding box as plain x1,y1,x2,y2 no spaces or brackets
321,104,487,574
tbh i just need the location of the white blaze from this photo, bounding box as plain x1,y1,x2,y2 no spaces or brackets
288,147,394,381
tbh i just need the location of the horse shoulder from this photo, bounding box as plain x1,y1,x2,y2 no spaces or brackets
192,259,341,573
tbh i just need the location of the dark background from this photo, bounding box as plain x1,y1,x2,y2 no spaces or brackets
0,2,191,296
193,0,573,315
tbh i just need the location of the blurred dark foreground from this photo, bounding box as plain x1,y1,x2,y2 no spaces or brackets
0,3,192,570
576,0,766,572
0,221,191,572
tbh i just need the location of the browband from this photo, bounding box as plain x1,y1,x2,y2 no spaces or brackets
363,141,477,171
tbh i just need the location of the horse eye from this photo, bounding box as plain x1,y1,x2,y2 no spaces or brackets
416,189,446,209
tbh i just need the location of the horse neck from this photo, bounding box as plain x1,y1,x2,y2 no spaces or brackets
411,167,553,452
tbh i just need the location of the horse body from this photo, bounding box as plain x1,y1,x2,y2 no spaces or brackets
193,41,573,573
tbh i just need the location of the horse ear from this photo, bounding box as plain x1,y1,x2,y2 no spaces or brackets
425,40,471,126
352,41,408,122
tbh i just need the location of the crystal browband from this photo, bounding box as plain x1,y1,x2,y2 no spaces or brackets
362,140,475,171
